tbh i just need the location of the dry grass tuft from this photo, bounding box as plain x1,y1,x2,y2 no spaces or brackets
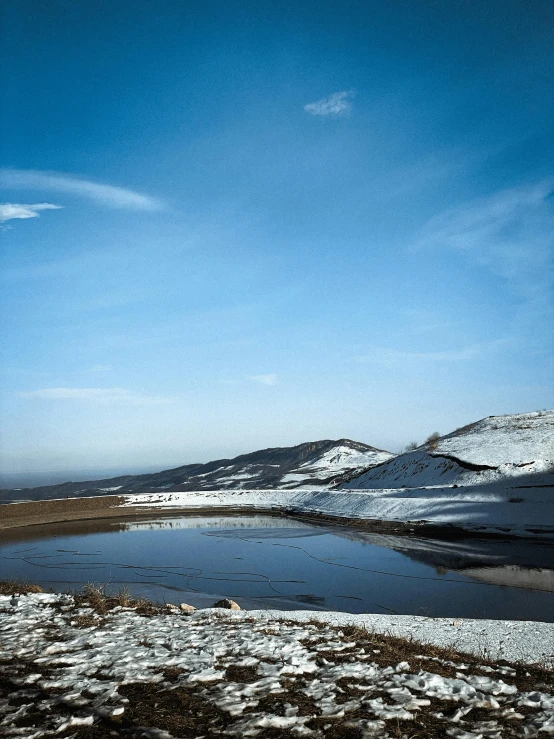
0,580,44,595
70,614,103,629
74,583,163,616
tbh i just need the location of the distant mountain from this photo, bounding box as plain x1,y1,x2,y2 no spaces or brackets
0,439,394,502
342,411,554,489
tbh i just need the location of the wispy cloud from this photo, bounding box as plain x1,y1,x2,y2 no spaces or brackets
398,308,453,336
304,91,354,117
247,374,278,386
415,180,554,300
0,202,62,223
0,169,163,211
18,387,174,406
357,338,513,365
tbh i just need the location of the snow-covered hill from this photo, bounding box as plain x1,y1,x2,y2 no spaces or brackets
342,411,554,489
166,440,393,492
273,443,393,488
0,439,393,502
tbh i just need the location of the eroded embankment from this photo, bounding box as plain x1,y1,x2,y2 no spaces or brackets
0,495,424,537
2,490,553,540
0,496,283,530
0,495,140,529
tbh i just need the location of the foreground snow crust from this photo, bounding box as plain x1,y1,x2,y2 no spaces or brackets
1,593,553,738
120,484,554,538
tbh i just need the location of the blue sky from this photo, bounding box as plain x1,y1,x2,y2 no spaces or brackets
1,0,553,476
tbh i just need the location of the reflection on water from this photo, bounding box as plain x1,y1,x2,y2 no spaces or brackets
123,516,318,533
1,514,554,619
460,566,554,591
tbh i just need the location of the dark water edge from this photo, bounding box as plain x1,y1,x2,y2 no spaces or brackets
1,514,554,620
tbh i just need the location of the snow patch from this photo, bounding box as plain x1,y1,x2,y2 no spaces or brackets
1,593,553,738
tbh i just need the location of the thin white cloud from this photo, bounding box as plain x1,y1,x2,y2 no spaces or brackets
0,169,163,211
0,202,62,223
18,387,174,406
357,338,513,365
247,374,278,386
304,91,354,117
416,180,554,300
90,364,113,373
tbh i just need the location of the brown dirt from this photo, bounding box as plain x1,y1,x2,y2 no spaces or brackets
0,495,154,529
99,681,231,737
224,664,260,683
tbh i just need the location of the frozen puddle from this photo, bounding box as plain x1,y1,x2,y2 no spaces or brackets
1,592,553,738
3,514,554,621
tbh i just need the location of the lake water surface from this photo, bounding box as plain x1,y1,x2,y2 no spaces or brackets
1,514,554,620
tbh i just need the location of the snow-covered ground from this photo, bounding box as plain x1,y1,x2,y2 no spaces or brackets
1,592,553,738
431,411,554,468
279,446,394,488
120,481,554,538
343,451,554,490
343,411,554,489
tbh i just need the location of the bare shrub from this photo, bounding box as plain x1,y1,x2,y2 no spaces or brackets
76,583,161,615
424,431,441,450
404,441,419,452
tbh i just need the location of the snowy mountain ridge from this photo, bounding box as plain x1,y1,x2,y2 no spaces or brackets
2,410,552,503
425,410,553,467
342,411,554,489
0,439,393,502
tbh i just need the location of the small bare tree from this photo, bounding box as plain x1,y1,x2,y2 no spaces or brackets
424,431,441,450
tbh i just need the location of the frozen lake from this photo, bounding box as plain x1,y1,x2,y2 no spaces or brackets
1,514,554,620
